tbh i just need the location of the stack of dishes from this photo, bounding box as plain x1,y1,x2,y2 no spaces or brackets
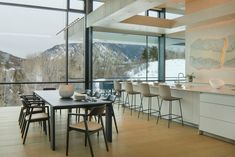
74,92,87,101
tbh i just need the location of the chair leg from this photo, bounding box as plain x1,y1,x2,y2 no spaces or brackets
147,97,150,121
138,96,143,118
100,117,109,151
122,91,125,106
179,99,184,126
111,106,119,133
21,120,27,137
168,101,172,128
20,112,25,130
76,108,81,122
66,129,70,156
117,91,121,110
48,119,51,141
131,95,133,115
23,121,30,144
85,133,88,146
87,132,94,157
123,93,128,114
97,117,100,137
157,96,161,117
18,107,23,123
156,99,163,124
43,120,47,135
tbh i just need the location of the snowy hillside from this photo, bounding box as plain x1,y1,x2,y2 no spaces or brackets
128,59,185,78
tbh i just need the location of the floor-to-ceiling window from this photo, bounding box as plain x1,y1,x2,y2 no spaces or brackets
68,12,85,91
165,38,185,82
0,0,85,106
93,0,104,11
93,32,147,80
92,31,159,90
147,36,159,81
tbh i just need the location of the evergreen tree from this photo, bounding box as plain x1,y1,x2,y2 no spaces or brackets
141,48,148,61
149,46,158,61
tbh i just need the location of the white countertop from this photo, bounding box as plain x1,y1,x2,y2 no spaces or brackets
121,82,235,96
151,84,235,96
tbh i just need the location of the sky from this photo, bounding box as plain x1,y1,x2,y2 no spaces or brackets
0,1,85,58
0,1,183,58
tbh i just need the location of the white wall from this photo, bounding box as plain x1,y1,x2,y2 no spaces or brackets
185,1,235,85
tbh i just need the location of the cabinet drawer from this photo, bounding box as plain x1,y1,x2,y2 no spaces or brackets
200,102,235,123
200,93,235,107
199,117,235,140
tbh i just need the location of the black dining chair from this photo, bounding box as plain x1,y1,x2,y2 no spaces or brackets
20,98,50,144
18,94,41,128
66,105,108,157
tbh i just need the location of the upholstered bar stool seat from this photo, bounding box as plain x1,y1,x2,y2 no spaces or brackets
123,81,141,115
157,85,184,128
138,83,160,120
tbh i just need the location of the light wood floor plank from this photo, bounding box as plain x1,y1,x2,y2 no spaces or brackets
0,106,234,157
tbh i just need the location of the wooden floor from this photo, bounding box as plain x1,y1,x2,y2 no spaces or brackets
0,105,235,157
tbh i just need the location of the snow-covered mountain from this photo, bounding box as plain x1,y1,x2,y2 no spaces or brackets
0,42,185,80
0,50,22,67
40,42,145,61
128,59,185,78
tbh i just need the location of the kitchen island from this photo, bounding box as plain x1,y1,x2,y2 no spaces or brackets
130,83,235,141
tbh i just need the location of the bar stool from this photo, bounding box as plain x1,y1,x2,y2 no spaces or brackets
157,85,184,128
113,80,125,109
123,82,141,115
138,83,161,121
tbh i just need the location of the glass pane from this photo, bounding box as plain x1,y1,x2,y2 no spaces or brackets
93,1,104,11
70,0,84,10
0,83,85,106
68,12,85,24
147,36,159,80
0,5,66,82
148,10,159,17
0,0,66,9
93,32,147,89
165,38,185,81
166,12,183,19
68,13,85,83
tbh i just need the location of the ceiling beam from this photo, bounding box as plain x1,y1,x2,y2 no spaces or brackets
68,0,235,40
121,15,175,28
87,0,168,27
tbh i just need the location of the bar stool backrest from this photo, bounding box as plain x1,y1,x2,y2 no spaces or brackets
125,82,133,93
159,85,172,99
140,83,150,97
114,81,121,91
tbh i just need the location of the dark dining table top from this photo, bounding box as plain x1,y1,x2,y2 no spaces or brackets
34,90,111,109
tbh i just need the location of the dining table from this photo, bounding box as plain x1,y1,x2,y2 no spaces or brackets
34,90,113,150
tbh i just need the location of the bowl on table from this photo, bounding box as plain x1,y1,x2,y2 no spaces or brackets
74,92,87,101
59,84,74,98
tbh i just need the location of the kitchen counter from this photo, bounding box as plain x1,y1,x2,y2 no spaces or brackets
130,82,235,96
169,84,235,96
123,82,235,141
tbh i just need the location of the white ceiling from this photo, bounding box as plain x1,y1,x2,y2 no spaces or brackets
68,0,235,40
